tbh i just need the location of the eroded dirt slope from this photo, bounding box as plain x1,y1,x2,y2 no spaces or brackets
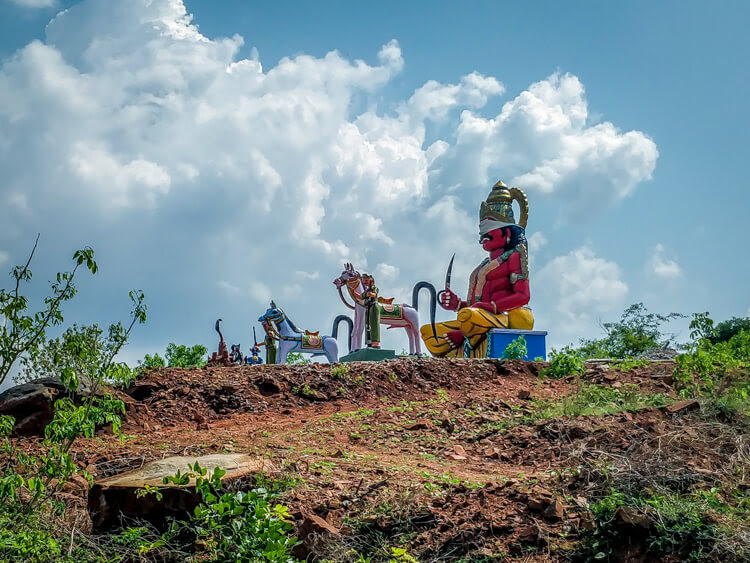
46,358,748,561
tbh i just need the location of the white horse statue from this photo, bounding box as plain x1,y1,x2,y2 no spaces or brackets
332,264,436,356
258,302,339,364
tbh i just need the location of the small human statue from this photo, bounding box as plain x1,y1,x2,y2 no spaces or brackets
261,320,278,364
361,273,381,348
421,180,533,358
245,344,263,365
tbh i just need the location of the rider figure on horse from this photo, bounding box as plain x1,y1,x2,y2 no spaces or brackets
362,274,381,349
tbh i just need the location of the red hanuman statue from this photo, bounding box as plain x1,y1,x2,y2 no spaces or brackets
420,180,534,358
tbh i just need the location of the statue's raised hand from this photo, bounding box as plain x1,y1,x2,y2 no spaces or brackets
438,288,461,311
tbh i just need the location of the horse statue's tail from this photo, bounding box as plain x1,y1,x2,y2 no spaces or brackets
331,315,354,353
412,281,438,340
215,318,227,353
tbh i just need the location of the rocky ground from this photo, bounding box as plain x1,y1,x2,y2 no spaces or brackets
10,358,750,561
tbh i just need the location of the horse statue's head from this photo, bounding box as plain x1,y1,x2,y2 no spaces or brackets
258,301,285,326
333,262,362,289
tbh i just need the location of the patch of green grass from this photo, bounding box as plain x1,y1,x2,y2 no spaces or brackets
532,383,669,418
612,357,649,371
331,364,349,380
310,461,337,474
329,408,375,421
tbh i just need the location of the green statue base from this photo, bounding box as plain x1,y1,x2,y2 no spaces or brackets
339,348,396,363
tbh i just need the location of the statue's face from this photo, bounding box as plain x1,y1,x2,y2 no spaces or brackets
480,226,510,252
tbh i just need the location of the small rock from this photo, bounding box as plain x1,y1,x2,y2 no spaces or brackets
484,447,501,459
664,400,699,414
440,418,455,433
615,506,652,529
298,513,340,537
294,514,340,560
543,499,564,521
516,525,539,542
526,498,549,512
404,420,432,431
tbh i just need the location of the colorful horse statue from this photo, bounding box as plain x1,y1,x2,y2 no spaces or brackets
333,264,436,355
258,302,339,364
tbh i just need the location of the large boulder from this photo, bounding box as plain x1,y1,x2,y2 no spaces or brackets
88,453,274,531
0,382,58,436
0,376,130,436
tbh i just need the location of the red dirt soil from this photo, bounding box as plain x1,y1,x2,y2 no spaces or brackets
26,358,742,561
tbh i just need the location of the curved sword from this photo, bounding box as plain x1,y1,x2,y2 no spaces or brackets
436,253,455,303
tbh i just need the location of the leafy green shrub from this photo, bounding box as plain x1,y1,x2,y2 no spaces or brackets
502,335,527,360
580,489,731,561
286,352,311,365
612,357,649,372
542,346,585,379
576,303,683,359
674,325,750,416
162,463,299,562
165,343,208,368
18,323,124,384
139,352,166,369
710,316,750,344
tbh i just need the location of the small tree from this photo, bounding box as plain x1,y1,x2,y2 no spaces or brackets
139,352,166,369
17,323,122,384
710,316,750,344
165,343,208,368
0,235,98,388
0,238,147,559
577,303,683,359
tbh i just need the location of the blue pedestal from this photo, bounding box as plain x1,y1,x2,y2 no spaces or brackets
488,329,547,360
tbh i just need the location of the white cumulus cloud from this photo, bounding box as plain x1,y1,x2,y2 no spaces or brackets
0,0,658,354
536,246,628,341
431,73,658,217
648,244,682,279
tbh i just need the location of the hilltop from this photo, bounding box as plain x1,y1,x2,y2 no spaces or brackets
35,357,749,562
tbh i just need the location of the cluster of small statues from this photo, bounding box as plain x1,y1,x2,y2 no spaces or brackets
207,320,276,366
208,180,534,365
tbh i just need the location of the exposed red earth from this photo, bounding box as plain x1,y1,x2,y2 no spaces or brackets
10,358,748,561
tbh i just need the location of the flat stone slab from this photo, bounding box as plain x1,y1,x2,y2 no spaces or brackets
88,453,273,530
340,348,396,363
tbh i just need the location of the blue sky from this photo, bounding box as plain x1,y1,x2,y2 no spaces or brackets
0,0,748,377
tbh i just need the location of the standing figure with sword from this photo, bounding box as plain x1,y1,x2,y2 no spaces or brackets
420,181,534,358
245,327,265,364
